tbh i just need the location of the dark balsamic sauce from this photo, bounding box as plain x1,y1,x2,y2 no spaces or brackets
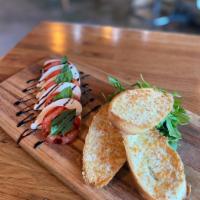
39,84,58,100
14,97,35,106
22,86,37,93
26,77,39,83
17,113,36,127
33,140,44,149
81,83,89,88
81,74,90,80
17,129,37,144
16,104,35,116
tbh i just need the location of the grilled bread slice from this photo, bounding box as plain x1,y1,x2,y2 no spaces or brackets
109,88,174,135
123,129,188,200
82,104,126,188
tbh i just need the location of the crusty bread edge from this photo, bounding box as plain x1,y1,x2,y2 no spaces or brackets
123,135,191,200
108,89,174,135
82,106,126,188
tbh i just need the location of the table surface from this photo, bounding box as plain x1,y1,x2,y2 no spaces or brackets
0,21,200,200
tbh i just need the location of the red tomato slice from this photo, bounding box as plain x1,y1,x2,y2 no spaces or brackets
62,129,79,144
46,129,79,144
43,61,61,72
44,80,56,90
42,106,66,133
74,116,81,129
44,69,61,82
44,92,59,106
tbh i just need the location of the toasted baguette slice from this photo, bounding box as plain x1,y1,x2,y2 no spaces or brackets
82,104,126,188
109,88,174,135
123,129,188,200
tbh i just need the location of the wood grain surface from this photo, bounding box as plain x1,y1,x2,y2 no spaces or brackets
0,21,200,199
0,59,200,200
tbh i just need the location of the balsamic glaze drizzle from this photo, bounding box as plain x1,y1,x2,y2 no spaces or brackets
26,77,39,83
17,129,37,144
17,113,36,127
14,97,35,106
22,86,37,93
16,103,35,116
39,84,58,101
81,74,90,80
33,140,45,149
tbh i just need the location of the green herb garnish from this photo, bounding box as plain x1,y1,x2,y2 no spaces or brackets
50,109,76,136
53,87,73,101
61,56,68,64
55,64,73,84
107,75,190,150
107,76,125,101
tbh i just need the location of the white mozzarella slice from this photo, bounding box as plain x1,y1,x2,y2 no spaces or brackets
39,63,80,83
31,98,82,130
34,83,81,110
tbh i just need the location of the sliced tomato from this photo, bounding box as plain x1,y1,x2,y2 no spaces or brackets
44,69,61,82
42,106,66,133
46,135,62,144
44,80,56,90
43,61,61,72
44,92,59,106
62,129,79,144
74,116,81,129
46,129,78,144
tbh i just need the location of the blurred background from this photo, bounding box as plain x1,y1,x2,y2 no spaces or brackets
1,0,200,56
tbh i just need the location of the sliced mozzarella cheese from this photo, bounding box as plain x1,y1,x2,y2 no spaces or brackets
37,75,57,90
39,63,80,83
31,98,82,130
43,58,61,66
34,83,81,110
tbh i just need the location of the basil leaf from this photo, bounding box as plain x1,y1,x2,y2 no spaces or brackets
55,64,73,84
61,120,74,135
52,109,76,126
61,56,68,64
53,87,73,101
50,109,76,136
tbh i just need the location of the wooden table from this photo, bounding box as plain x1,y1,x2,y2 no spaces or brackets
0,21,199,200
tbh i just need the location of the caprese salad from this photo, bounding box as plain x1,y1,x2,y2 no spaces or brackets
31,56,82,144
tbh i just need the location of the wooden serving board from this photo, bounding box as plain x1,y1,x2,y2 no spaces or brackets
0,58,199,200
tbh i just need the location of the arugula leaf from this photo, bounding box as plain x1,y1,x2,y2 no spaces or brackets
53,87,73,101
108,76,125,91
134,75,152,88
50,109,76,136
61,56,68,64
107,74,190,150
55,64,73,84
107,76,125,101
